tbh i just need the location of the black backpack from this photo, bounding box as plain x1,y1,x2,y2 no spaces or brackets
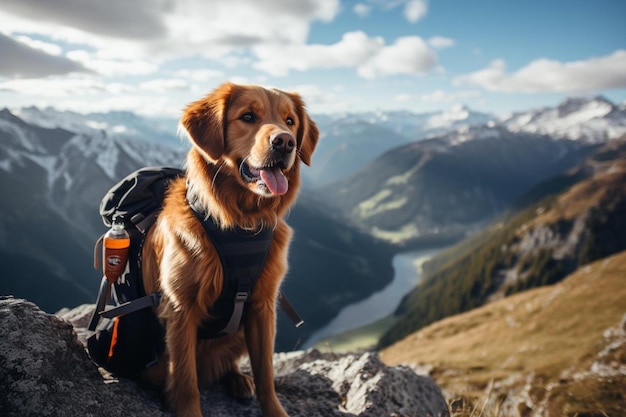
86,166,303,377
87,167,183,376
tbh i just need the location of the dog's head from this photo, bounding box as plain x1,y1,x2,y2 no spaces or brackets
180,83,318,199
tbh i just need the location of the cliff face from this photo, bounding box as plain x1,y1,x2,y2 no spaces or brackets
0,296,449,417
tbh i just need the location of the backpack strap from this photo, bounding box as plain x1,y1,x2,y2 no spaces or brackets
99,293,162,319
87,277,112,331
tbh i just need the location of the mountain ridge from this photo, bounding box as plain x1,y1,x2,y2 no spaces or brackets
377,138,626,349
315,130,598,247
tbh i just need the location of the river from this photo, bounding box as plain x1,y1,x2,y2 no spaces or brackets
303,248,443,348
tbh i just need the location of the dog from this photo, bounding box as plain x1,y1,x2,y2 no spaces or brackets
140,82,318,417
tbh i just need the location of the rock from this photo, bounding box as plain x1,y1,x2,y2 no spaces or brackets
1,296,449,417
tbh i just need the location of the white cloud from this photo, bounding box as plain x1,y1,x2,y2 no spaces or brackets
420,89,480,103
354,3,371,17
394,93,414,103
428,36,455,49
289,83,346,113
357,36,436,79
66,50,157,77
139,78,190,93
404,0,428,23
253,31,384,75
0,77,112,97
254,31,437,79
0,0,341,64
14,35,62,56
454,50,626,93
174,69,224,82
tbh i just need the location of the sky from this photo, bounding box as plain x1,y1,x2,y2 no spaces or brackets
0,0,625,118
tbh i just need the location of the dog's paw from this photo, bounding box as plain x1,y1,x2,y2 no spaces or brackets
223,371,255,400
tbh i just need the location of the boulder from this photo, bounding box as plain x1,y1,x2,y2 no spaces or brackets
1,296,449,417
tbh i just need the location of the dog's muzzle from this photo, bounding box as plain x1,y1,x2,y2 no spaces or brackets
239,132,296,196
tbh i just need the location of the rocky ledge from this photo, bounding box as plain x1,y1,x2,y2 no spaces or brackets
0,296,449,417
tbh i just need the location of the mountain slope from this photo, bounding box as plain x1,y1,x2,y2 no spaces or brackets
0,109,395,351
381,250,626,417
378,138,626,348
0,108,187,311
316,127,598,246
305,119,411,186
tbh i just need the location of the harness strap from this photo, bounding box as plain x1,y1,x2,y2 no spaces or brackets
278,291,304,328
99,293,162,319
87,277,112,331
219,290,249,336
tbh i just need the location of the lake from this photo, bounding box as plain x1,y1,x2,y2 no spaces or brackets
303,248,443,348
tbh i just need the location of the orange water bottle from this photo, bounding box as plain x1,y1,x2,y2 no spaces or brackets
103,215,130,284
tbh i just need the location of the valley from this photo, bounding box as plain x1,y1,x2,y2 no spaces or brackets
304,247,444,349
1,95,625,415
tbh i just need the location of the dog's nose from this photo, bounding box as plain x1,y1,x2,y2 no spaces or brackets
270,132,296,154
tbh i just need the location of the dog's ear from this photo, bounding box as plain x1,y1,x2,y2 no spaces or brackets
180,82,234,162
288,92,319,166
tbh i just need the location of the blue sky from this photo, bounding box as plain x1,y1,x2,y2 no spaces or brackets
0,0,625,118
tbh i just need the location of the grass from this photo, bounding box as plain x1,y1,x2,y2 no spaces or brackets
379,250,626,416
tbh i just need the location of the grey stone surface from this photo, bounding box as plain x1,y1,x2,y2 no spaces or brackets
1,296,449,417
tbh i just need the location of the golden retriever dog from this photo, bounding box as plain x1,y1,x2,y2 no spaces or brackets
141,82,318,417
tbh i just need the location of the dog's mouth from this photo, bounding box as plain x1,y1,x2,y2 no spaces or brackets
240,159,289,196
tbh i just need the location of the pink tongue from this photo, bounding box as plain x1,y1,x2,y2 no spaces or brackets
259,167,288,195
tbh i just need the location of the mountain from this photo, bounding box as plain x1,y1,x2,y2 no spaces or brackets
314,126,599,247
313,106,494,141
304,118,411,186
0,108,395,352
381,250,626,417
305,107,494,186
13,106,184,149
378,138,626,348
0,108,188,311
502,95,626,142
307,96,624,188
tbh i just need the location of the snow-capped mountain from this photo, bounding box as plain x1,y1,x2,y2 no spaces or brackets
13,106,183,149
502,96,626,142
0,108,187,313
422,105,494,132
0,108,188,305
315,106,495,141
0,108,186,208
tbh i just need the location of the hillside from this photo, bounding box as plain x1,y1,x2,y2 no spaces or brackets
377,138,626,348
380,250,626,417
315,128,598,246
306,106,494,186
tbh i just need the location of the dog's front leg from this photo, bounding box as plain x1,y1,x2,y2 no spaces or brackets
245,301,288,417
166,314,202,417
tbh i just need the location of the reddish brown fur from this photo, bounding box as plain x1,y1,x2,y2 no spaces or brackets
141,83,318,417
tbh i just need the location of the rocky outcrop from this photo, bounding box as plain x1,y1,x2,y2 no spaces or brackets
0,296,449,417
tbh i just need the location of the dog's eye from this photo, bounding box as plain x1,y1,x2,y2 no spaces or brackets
286,116,294,126
240,112,258,123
